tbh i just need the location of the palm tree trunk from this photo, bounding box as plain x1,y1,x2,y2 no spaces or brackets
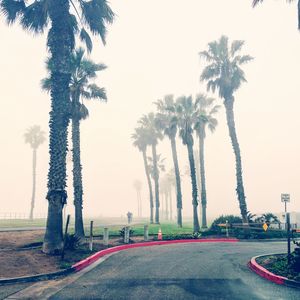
152,144,160,224
142,150,154,223
72,116,85,238
224,96,248,223
194,149,201,221
169,187,173,221
187,143,200,232
199,126,208,228
29,148,37,220
165,191,169,220
43,0,74,254
170,136,183,227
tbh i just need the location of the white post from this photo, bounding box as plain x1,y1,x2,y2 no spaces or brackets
103,227,109,246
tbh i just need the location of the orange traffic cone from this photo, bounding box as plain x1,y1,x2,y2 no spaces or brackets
158,228,162,240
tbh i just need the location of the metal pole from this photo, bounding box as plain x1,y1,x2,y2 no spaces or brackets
61,214,71,260
226,220,229,238
89,221,94,251
287,213,291,264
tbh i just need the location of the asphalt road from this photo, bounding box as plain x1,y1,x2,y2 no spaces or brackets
4,241,300,299
48,241,300,300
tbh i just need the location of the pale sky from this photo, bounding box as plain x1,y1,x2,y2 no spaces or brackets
0,0,299,221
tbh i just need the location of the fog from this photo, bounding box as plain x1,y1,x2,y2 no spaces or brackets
0,0,299,220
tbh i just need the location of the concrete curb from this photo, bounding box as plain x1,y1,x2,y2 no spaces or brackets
0,238,238,285
248,254,300,288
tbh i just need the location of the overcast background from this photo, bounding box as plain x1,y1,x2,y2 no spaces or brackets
0,0,299,220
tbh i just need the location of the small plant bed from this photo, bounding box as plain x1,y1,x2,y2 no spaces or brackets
256,254,300,282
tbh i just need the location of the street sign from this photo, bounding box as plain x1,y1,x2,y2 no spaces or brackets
281,193,290,202
262,223,268,231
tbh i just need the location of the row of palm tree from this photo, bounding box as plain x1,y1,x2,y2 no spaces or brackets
132,36,252,232
0,0,114,254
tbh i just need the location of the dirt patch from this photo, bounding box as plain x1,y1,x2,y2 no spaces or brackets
0,231,154,279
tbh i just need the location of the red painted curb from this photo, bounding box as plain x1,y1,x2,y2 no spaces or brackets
248,256,285,285
72,238,238,272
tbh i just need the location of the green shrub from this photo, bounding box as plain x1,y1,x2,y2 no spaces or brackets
64,234,81,250
119,227,134,237
210,215,242,234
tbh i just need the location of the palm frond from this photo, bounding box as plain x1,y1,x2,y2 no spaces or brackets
252,0,263,7
20,0,49,33
80,0,114,45
86,84,107,101
0,0,25,25
230,40,244,57
41,77,51,92
79,28,93,53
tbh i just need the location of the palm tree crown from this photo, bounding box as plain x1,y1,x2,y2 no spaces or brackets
24,125,46,149
194,94,220,138
0,0,114,52
200,35,253,101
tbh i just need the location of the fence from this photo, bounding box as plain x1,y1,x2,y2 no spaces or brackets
0,212,46,220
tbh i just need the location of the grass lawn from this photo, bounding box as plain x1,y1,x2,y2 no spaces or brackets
81,222,195,237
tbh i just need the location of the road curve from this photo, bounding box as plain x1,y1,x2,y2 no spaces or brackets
7,241,300,300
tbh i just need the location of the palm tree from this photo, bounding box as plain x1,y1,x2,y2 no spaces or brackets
42,48,107,239
139,113,163,224
155,95,183,227
132,127,154,223
133,180,142,218
148,154,166,220
0,0,114,254
200,36,253,224
176,96,200,233
252,0,300,30
24,125,46,220
194,94,220,229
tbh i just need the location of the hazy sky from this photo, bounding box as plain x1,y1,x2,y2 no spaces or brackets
0,0,299,220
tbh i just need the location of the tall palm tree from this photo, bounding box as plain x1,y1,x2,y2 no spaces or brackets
24,125,46,220
133,180,142,217
176,96,200,233
200,35,253,223
0,0,114,254
132,127,154,223
155,95,183,227
139,113,163,224
194,94,220,228
252,0,300,30
42,48,107,239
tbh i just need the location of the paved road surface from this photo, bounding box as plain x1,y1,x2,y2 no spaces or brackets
5,241,300,299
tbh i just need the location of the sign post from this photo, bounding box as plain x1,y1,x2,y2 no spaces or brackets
281,193,290,213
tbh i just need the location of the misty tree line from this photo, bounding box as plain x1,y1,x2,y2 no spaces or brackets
0,0,298,255
132,36,253,233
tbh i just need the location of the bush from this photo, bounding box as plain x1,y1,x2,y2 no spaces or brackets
119,227,134,237
64,234,81,250
210,215,242,234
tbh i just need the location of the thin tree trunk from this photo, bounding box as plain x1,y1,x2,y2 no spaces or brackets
152,144,160,224
138,190,142,217
169,187,173,221
72,116,85,238
161,191,164,220
187,143,200,232
165,191,169,221
199,126,208,228
142,150,154,223
43,0,73,254
29,149,37,220
194,148,201,222
224,96,248,223
170,136,182,227
136,190,140,217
